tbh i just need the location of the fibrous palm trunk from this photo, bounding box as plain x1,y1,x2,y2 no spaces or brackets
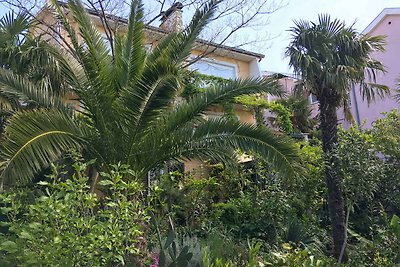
0,117,3,137
319,94,346,260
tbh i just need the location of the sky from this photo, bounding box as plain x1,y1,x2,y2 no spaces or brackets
1,0,400,74
261,0,400,73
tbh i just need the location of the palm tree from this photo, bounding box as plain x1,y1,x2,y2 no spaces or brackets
286,15,388,260
0,11,30,69
277,94,316,133
0,0,297,189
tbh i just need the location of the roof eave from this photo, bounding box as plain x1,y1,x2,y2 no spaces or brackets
362,7,400,34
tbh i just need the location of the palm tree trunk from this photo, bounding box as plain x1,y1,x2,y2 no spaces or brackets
319,96,346,260
0,117,4,138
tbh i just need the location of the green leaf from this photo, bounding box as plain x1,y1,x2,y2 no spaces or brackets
28,222,42,229
37,181,49,186
19,230,32,240
98,179,114,186
390,215,400,239
0,240,18,253
164,228,175,248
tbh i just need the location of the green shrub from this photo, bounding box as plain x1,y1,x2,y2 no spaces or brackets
0,162,148,266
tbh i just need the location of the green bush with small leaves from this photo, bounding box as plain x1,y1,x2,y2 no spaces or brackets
0,162,148,266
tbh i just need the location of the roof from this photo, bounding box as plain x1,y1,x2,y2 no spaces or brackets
362,8,400,34
53,1,264,60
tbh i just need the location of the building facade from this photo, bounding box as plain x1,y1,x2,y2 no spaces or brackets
349,8,400,128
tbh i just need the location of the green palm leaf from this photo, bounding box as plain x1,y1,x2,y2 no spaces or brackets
0,68,67,110
190,118,297,174
155,76,283,133
0,109,92,185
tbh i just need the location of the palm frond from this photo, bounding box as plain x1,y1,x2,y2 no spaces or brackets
0,68,68,111
0,12,30,47
123,0,146,85
22,39,82,93
193,119,297,173
142,118,297,176
155,76,283,133
119,0,222,133
0,109,93,185
148,0,221,65
65,0,113,82
48,0,81,58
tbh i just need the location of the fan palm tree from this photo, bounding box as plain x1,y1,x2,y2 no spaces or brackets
0,0,297,189
286,15,388,260
0,11,30,68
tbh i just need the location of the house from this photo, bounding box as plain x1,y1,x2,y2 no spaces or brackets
34,2,265,175
348,8,400,128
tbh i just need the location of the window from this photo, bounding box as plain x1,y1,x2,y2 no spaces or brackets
309,94,318,104
101,35,112,52
204,112,240,121
145,43,153,53
189,59,237,79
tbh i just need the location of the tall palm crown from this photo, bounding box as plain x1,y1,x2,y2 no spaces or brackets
287,15,387,108
286,15,387,260
0,0,297,186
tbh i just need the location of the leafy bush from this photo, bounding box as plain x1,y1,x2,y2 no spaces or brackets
368,110,400,214
263,247,335,267
0,162,148,266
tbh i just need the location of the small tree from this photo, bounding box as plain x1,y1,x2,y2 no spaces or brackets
334,126,385,263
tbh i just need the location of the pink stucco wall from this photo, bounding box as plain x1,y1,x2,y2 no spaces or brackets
350,14,400,128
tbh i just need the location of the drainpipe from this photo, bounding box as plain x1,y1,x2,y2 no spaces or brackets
351,84,361,126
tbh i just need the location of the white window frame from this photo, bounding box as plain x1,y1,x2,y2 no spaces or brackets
204,111,240,121
189,57,238,79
